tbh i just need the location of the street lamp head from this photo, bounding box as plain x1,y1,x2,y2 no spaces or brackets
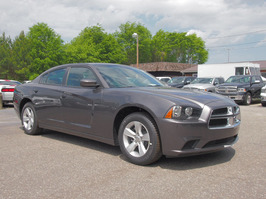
132,33,138,38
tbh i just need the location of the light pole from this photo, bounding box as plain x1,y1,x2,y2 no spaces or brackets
132,33,139,68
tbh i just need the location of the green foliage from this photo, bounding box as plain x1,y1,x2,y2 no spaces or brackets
0,33,12,79
152,30,208,64
0,22,208,81
11,31,32,80
115,22,153,64
65,25,126,64
26,23,65,79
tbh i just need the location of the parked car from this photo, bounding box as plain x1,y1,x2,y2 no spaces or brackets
215,75,265,105
14,63,240,165
0,80,21,106
183,77,224,92
156,76,171,83
22,80,32,84
260,85,266,107
168,76,196,88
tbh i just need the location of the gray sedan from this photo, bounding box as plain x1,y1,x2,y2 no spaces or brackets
14,63,240,165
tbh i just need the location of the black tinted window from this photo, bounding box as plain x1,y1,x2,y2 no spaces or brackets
40,69,66,85
67,67,97,87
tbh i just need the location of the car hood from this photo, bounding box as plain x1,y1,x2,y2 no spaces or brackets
168,83,184,88
128,87,234,108
183,83,213,89
218,83,249,87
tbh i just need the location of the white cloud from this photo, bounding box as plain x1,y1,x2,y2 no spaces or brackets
0,0,265,63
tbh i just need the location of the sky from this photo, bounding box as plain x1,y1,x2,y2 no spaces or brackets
1,0,266,64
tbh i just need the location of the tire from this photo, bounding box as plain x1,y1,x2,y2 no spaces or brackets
21,102,42,135
243,92,252,105
262,102,266,107
118,112,162,165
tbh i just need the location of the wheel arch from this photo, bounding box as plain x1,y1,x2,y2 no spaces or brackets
19,98,32,116
113,106,160,146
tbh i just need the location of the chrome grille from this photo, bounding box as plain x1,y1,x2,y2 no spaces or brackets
209,106,240,129
216,86,237,94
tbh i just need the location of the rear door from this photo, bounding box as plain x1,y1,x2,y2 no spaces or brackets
33,68,67,128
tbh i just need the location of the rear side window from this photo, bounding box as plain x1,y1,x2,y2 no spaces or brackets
40,69,66,85
66,67,97,87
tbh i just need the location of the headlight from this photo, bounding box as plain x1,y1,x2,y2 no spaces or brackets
238,88,246,92
164,105,201,120
198,88,207,92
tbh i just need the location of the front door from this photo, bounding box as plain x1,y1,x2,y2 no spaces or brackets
60,67,102,134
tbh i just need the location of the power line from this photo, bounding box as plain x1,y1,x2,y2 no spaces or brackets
207,40,266,49
209,44,266,52
207,29,266,40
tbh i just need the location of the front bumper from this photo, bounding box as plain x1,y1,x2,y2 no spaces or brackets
157,105,240,157
216,93,244,102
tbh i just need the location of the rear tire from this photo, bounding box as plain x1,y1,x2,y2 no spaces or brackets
21,102,42,135
118,112,162,165
262,102,266,107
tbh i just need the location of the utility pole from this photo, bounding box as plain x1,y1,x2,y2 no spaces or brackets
132,33,139,68
227,48,230,62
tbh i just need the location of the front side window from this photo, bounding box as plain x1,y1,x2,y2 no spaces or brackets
40,69,66,85
214,78,219,85
67,67,97,87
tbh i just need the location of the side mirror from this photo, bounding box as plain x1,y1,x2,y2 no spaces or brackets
80,79,99,87
252,80,260,85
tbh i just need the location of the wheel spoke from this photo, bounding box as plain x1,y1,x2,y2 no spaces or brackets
138,142,147,156
124,127,136,138
127,141,138,153
26,108,32,117
134,122,142,135
141,133,150,142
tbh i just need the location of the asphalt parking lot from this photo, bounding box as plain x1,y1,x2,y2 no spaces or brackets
0,104,265,199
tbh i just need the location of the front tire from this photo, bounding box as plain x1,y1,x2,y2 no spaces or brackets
118,112,162,165
243,92,252,105
21,102,42,135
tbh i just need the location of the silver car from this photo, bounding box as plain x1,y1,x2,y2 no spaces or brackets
0,80,21,106
183,77,224,92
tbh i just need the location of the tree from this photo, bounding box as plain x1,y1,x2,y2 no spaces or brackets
65,25,126,64
115,22,152,65
26,23,65,79
151,29,169,62
0,33,12,79
11,31,32,81
151,30,208,64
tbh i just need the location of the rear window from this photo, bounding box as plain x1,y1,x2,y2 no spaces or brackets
39,69,66,85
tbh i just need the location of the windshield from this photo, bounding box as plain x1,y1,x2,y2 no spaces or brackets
169,77,185,84
191,78,213,84
95,65,164,88
226,76,250,83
